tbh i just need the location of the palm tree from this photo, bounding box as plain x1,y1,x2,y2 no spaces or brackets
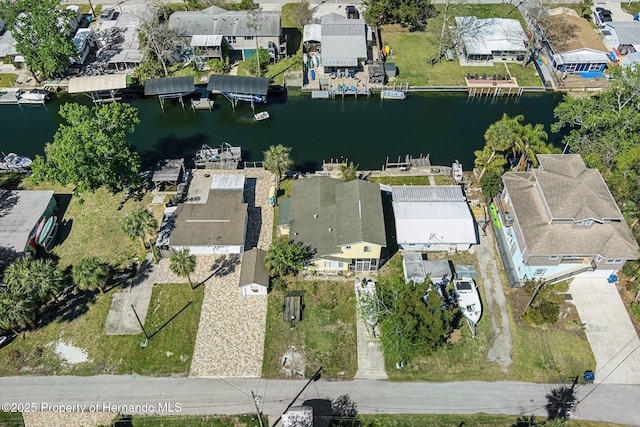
122,208,158,250
72,256,110,293
264,145,293,191
4,257,63,305
515,123,555,171
169,248,197,288
0,293,36,334
339,162,359,181
474,146,507,178
478,114,518,180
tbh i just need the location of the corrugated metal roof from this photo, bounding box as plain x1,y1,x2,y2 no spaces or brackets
392,185,466,202
207,74,269,96
303,23,321,42
393,201,477,245
144,76,195,96
0,190,54,252
210,174,245,190
68,73,129,93
191,34,223,47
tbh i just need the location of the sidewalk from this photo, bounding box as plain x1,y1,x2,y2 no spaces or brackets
354,278,387,379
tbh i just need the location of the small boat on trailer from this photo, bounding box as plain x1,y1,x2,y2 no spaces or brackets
254,111,270,121
454,277,482,337
452,160,463,183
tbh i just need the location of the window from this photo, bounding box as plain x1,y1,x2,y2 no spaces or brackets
534,269,546,276
549,255,558,260
345,245,351,250
244,36,254,40
606,259,623,264
596,255,603,262
251,286,260,293
364,246,372,253
228,36,236,44
323,261,344,268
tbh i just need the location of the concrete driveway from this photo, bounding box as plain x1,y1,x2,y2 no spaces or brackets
568,277,640,384
594,2,635,22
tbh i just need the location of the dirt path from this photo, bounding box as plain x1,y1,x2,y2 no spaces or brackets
475,229,512,371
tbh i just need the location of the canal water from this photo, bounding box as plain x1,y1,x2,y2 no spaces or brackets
1,91,563,171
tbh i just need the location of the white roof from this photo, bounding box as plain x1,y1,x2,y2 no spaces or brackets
68,74,129,93
622,51,640,67
303,23,321,43
605,22,640,47
393,201,477,245
191,34,223,47
455,16,527,56
552,48,610,65
210,174,245,190
0,190,54,252
320,13,366,67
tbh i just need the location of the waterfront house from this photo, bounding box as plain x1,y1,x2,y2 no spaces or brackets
238,248,269,297
94,12,144,71
526,7,609,77
169,174,247,255
493,154,639,287
280,177,386,274
392,185,477,252
168,6,286,64
454,16,528,62
317,12,369,75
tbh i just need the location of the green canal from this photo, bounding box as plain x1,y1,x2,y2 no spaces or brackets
2,91,563,171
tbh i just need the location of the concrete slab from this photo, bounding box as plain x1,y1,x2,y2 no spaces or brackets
354,279,387,380
568,277,640,384
105,258,156,335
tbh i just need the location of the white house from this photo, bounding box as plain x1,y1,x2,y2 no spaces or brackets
604,22,640,54
455,16,528,62
169,174,247,255
392,185,477,252
238,248,269,297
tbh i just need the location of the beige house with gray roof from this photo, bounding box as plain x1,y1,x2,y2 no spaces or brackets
279,177,386,274
493,154,639,287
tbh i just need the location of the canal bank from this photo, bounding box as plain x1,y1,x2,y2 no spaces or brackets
1,91,563,172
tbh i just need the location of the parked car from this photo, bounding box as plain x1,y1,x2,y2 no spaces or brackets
346,5,359,19
595,7,612,27
100,8,117,21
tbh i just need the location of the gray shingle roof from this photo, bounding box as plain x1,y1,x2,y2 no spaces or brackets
320,13,367,67
289,177,386,258
169,9,281,37
502,155,639,259
170,190,247,247
239,248,269,287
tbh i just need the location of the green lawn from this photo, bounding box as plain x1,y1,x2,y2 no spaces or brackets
0,283,203,376
0,412,24,427
115,414,266,426
357,414,627,426
382,249,594,383
381,4,543,87
262,280,358,379
0,74,18,88
370,176,433,186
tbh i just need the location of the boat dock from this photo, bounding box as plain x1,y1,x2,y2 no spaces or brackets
0,89,47,105
466,75,523,98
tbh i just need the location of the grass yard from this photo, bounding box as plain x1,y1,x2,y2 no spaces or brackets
381,4,542,87
382,247,594,383
114,414,266,426
0,283,203,376
357,414,627,426
262,280,358,380
0,73,18,88
0,412,24,427
370,175,433,186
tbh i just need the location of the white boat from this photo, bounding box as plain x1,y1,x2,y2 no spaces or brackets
454,277,482,333
381,90,406,100
16,89,49,104
0,152,33,170
452,160,463,183
254,111,270,121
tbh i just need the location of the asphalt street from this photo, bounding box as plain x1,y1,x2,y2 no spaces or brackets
0,376,639,425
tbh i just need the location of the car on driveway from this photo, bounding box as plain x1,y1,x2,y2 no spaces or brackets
595,7,613,27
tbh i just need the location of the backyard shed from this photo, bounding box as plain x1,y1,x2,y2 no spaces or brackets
0,190,56,256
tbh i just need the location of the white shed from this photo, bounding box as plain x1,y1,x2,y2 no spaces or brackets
239,248,269,296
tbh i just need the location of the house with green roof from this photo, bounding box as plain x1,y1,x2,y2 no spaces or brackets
279,176,387,274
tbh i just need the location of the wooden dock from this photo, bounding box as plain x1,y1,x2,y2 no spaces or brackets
466,76,523,98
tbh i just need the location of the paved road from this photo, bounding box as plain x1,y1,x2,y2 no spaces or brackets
0,376,639,425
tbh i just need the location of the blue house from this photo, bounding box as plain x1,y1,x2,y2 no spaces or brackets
493,155,639,287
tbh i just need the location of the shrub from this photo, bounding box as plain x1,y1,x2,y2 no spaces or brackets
271,277,287,292
632,302,640,322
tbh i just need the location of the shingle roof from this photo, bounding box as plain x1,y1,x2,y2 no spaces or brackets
289,177,386,257
169,9,281,37
170,190,247,247
239,248,269,287
320,13,367,67
502,155,639,259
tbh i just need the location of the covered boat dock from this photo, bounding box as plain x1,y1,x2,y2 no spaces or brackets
68,74,131,104
207,75,269,109
144,76,196,110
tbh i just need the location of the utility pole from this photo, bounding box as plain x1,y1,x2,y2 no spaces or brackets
87,0,96,18
272,366,323,427
251,391,265,427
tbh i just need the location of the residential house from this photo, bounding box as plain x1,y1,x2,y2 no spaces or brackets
527,8,609,77
494,154,639,287
392,185,477,252
0,190,57,258
318,13,369,75
168,6,286,64
169,174,247,255
94,12,143,71
454,16,528,62
238,248,269,297
603,22,640,55
281,177,386,274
